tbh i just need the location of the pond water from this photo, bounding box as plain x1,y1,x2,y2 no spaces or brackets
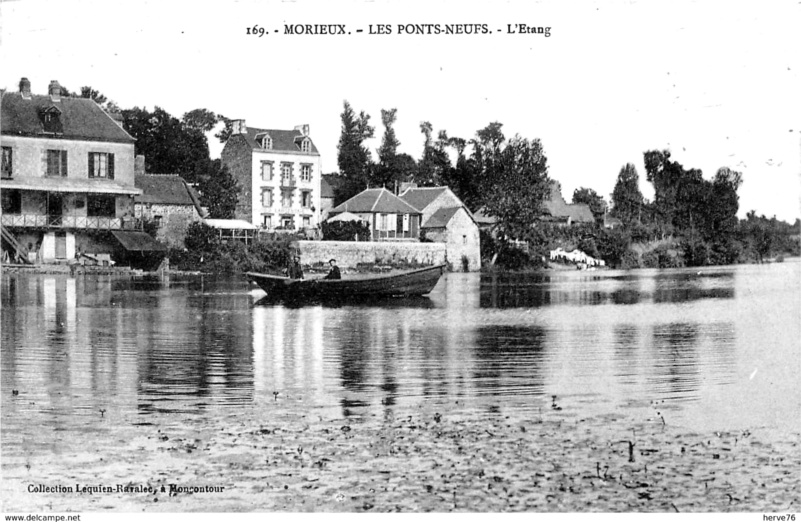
2,261,798,436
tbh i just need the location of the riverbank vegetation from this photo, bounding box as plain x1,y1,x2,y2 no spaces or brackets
167,223,294,274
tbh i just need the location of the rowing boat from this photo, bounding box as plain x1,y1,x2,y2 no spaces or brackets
247,264,446,300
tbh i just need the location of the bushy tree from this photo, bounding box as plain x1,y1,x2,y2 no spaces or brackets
572,187,607,223
198,161,239,218
336,101,375,204
611,163,644,224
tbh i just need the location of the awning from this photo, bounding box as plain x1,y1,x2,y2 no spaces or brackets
111,231,167,252
1,177,141,195
203,219,257,230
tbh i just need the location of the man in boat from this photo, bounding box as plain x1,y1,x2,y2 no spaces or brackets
323,258,341,280
286,254,304,279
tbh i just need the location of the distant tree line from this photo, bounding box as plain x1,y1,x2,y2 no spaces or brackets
332,100,799,269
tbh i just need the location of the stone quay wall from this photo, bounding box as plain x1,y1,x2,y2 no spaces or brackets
297,240,447,269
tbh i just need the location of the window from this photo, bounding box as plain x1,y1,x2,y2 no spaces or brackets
87,195,116,217
45,150,68,177
261,136,272,149
280,163,293,185
379,214,388,230
281,216,294,229
261,188,273,208
463,235,467,244
262,215,272,228
1,147,11,178
88,152,115,179
260,161,273,181
403,214,410,232
302,216,311,228
300,164,312,182
42,107,63,134
281,189,293,208
1,189,21,214
154,215,163,228
301,139,311,153
301,191,312,208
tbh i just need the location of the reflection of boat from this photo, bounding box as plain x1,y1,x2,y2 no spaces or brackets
247,264,446,300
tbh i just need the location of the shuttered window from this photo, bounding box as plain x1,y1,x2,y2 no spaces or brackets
88,152,115,179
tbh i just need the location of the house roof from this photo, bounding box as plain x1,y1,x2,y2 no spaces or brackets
239,127,319,154
135,174,205,215
1,91,135,143
543,181,595,223
472,207,498,225
330,188,421,215
204,219,257,230
398,187,449,212
320,176,335,198
422,207,462,228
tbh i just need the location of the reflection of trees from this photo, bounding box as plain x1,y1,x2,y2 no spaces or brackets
472,325,547,398
613,324,639,384
136,292,254,413
653,272,735,303
649,323,700,399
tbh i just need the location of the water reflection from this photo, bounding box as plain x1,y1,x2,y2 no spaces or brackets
2,263,798,434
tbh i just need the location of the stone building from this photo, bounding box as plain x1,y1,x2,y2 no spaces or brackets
0,77,161,264
399,186,481,271
221,120,321,233
134,164,206,248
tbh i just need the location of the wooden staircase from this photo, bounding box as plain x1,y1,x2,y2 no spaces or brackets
0,225,32,264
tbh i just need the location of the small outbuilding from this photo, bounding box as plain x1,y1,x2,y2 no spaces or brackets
328,188,421,241
399,186,481,271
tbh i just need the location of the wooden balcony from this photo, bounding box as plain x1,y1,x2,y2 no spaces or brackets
1,214,142,231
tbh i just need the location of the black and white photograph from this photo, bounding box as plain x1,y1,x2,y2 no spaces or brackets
1,0,799,519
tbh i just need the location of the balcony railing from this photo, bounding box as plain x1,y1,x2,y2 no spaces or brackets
1,214,142,230
280,177,296,188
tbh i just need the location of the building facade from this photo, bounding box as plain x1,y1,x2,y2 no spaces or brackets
399,186,481,271
221,120,321,233
1,78,143,263
328,188,421,241
134,164,206,248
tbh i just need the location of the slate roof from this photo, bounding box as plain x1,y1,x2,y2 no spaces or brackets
1,91,135,143
472,207,498,225
135,174,205,215
240,127,319,154
398,187,449,212
330,188,421,215
422,207,461,228
543,181,595,223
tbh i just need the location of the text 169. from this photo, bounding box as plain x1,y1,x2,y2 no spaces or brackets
246,25,266,37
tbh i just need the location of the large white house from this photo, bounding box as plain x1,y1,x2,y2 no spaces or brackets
221,120,321,233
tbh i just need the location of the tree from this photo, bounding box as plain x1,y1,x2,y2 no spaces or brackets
473,124,551,242
80,86,107,105
336,101,375,204
416,123,450,186
182,108,218,133
371,108,414,189
122,106,210,182
572,187,607,223
611,163,644,225
198,160,239,219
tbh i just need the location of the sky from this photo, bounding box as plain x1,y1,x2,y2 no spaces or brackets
1,0,799,221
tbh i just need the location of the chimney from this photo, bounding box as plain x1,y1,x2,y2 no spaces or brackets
232,119,247,134
19,77,31,99
294,124,310,136
49,80,61,102
135,155,146,176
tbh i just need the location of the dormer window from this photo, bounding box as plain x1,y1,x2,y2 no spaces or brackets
301,139,311,153
262,136,272,149
41,106,63,134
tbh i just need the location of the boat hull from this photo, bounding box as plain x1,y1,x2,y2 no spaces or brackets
247,264,446,300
